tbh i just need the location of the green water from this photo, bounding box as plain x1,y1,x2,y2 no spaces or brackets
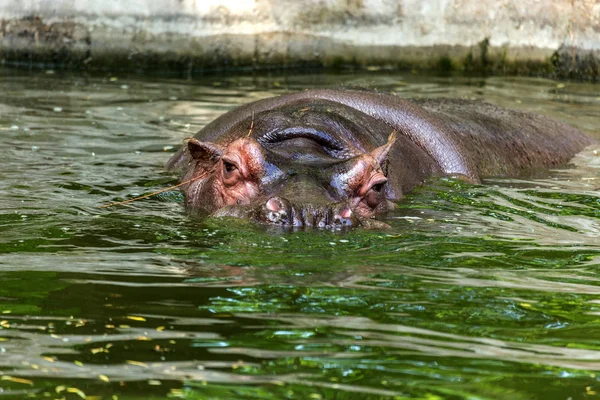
1,69,600,400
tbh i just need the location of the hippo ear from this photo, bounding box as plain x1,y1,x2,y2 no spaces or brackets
187,138,223,163
370,131,397,168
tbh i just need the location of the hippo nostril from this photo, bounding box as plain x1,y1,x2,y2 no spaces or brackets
264,197,294,225
266,197,282,213
340,206,352,219
333,205,354,227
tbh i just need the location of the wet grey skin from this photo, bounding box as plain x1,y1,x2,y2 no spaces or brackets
166,89,594,228
192,139,376,229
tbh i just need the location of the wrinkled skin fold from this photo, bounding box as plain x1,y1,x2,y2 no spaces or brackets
166,89,594,228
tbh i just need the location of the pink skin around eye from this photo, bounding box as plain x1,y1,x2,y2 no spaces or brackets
358,172,387,197
215,139,265,207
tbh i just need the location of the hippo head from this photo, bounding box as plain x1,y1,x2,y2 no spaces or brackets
178,106,398,228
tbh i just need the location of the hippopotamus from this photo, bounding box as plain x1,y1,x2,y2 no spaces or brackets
166,89,594,228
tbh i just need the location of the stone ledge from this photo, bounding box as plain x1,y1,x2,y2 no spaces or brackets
0,0,598,79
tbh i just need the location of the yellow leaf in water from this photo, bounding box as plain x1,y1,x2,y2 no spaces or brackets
586,386,597,395
1,376,33,385
99,375,110,383
127,316,146,322
67,387,87,399
125,360,148,368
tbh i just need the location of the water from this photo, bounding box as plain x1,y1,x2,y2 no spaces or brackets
1,68,599,399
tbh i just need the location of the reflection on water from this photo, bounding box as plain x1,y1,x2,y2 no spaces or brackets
0,68,599,399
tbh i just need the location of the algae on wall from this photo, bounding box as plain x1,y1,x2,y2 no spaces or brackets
0,0,598,79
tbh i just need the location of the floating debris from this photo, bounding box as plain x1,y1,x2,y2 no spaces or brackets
125,360,148,368
1,376,33,385
67,387,87,399
126,315,146,322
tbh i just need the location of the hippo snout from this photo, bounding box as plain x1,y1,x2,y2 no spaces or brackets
264,197,296,226
263,197,355,228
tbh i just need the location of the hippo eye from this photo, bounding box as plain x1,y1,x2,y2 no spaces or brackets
221,159,241,186
223,161,237,173
362,178,387,209
371,182,386,192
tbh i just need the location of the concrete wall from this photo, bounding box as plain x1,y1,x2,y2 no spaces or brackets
1,0,599,78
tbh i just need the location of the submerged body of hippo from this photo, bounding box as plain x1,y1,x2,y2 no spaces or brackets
166,89,593,228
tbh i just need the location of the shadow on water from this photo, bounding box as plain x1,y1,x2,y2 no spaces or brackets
1,68,600,399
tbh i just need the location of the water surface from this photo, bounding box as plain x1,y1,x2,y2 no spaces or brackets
1,69,600,399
